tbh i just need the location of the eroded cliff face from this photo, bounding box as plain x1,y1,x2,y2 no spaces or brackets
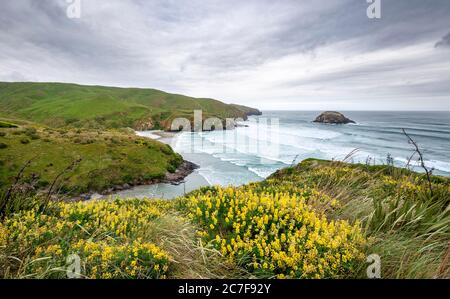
133,106,262,132
134,118,155,131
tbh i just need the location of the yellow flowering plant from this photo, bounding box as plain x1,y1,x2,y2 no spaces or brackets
68,240,170,279
2,158,447,279
1,199,172,279
180,187,366,279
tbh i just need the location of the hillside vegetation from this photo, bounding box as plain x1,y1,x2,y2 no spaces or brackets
1,160,448,279
0,123,182,196
0,82,260,130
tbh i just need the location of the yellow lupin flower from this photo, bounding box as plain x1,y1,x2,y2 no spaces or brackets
183,186,365,279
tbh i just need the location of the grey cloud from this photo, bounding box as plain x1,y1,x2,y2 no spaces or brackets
435,32,450,48
0,1,149,73
0,0,449,110
166,0,450,71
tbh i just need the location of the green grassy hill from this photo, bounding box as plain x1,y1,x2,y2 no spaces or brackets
0,124,183,195
0,82,261,130
229,104,262,117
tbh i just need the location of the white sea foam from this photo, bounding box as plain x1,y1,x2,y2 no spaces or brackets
164,113,450,188
135,130,162,140
391,157,450,174
113,112,450,201
247,167,277,178
426,160,450,172
269,126,342,140
196,170,214,186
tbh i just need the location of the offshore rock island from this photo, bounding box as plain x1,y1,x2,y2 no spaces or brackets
313,111,356,124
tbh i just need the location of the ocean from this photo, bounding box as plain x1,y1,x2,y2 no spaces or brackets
109,111,450,199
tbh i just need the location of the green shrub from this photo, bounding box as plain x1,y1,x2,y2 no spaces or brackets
20,138,30,144
152,121,163,130
161,144,174,155
110,138,120,145
167,164,177,173
81,139,94,145
0,143,7,149
122,174,134,183
24,127,37,136
0,132,6,137
36,180,50,189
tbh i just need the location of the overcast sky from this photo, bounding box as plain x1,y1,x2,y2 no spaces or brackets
1,0,450,110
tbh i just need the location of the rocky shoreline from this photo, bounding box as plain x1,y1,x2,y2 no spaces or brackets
68,160,199,202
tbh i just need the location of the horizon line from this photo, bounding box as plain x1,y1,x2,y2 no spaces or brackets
258,109,450,112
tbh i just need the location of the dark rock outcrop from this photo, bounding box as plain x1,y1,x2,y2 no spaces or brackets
164,161,199,185
313,111,355,124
